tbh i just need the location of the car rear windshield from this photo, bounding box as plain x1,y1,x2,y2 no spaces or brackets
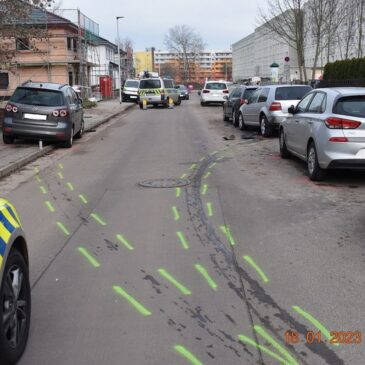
178,85,187,90
125,81,139,88
275,86,312,100
10,87,65,107
333,96,365,118
139,79,161,89
205,83,227,90
243,88,257,99
163,80,174,88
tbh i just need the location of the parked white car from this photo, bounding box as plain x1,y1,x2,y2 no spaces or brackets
200,81,230,106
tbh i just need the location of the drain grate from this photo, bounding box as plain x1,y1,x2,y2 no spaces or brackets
139,178,191,188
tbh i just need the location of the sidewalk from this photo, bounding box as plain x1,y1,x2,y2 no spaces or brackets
0,99,135,178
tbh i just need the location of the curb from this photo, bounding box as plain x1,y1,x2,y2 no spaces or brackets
0,103,135,179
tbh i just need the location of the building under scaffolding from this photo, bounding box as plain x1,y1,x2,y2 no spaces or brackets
0,6,121,99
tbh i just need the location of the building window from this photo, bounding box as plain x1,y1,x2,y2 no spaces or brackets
68,71,73,86
16,38,30,51
67,38,78,52
0,72,9,90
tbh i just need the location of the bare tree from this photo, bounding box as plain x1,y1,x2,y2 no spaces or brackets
355,0,365,57
0,0,52,66
259,0,307,81
159,62,179,80
164,25,205,82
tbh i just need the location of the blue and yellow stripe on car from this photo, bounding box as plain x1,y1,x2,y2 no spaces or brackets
0,199,21,269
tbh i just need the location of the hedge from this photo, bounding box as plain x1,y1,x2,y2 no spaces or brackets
323,57,365,80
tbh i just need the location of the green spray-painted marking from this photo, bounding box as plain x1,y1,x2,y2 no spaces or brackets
158,269,192,295
113,285,152,316
217,156,224,161
199,157,205,162
66,182,74,191
174,345,203,365
57,222,70,236
238,334,290,365
78,247,100,268
292,306,339,346
203,172,211,179
57,172,64,179
201,184,208,195
79,194,88,204
172,206,180,221
58,163,64,169
194,264,218,291
254,326,298,365
35,175,42,183
180,173,187,179
176,187,182,198
220,225,236,246
189,163,197,170
176,231,190,250
243,256,269,284
44,201,55,213
210,151,219,156
116,234,134,251
34,167,40,173
206,202,214,217
91,213,107,226
40,186,47,194
209,162,217,169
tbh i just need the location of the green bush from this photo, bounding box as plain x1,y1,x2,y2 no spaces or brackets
323,57,365,80
82,98,97,109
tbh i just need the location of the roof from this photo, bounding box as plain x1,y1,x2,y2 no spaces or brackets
18,81,69,91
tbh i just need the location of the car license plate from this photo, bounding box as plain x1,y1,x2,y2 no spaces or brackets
24,113,47,121
356,149,365,158
130,96,137,99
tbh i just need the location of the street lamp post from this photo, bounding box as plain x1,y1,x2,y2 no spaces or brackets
116,16,124,104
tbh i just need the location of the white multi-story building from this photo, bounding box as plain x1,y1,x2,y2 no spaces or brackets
233,0,364,82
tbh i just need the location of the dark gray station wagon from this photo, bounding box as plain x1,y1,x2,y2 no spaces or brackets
3,81,84,148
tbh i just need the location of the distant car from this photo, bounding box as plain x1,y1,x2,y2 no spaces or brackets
223,86,258,125
3,81,84,148
122,79,140,102
0,199,30,365
200,81,230,106
138,77,181,109
280,88,365,180
176,85,189,100
238,85,312,136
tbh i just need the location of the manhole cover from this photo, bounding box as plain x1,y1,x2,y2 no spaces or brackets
139,178,191,188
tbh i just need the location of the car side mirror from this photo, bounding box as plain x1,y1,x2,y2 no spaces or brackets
288,105,296,114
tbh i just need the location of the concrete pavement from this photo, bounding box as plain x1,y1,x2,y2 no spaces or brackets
0,99,135,178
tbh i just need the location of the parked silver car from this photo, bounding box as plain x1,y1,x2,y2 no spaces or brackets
280,88,365,180
238,85,312,136
122,79,140,102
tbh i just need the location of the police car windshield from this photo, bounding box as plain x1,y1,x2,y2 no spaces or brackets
139,79,161,89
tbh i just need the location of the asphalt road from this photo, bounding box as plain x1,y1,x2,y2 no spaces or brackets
2,94,364,365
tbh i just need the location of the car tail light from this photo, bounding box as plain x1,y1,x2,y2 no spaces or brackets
52,109,68,117
6,104,18,113
223,90,229,94
329,137,348,142
325,117,361,129
202,89,210,94
240,98,248,105
269,102,282,111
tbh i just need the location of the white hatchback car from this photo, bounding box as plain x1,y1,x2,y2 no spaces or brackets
200,81,229,106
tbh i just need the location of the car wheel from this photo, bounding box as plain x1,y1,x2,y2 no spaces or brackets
0,248,31,365
174,98,181,106
307,142,325,181
75,119,84,139
186,95,189,100
63,128,74,148
139,103,143,109
260,115,273,137
279,128,291,159
3,135,14,145
238,113,247,130
201,101,206,107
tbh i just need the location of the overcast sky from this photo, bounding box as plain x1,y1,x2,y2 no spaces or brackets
57,0,268,51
